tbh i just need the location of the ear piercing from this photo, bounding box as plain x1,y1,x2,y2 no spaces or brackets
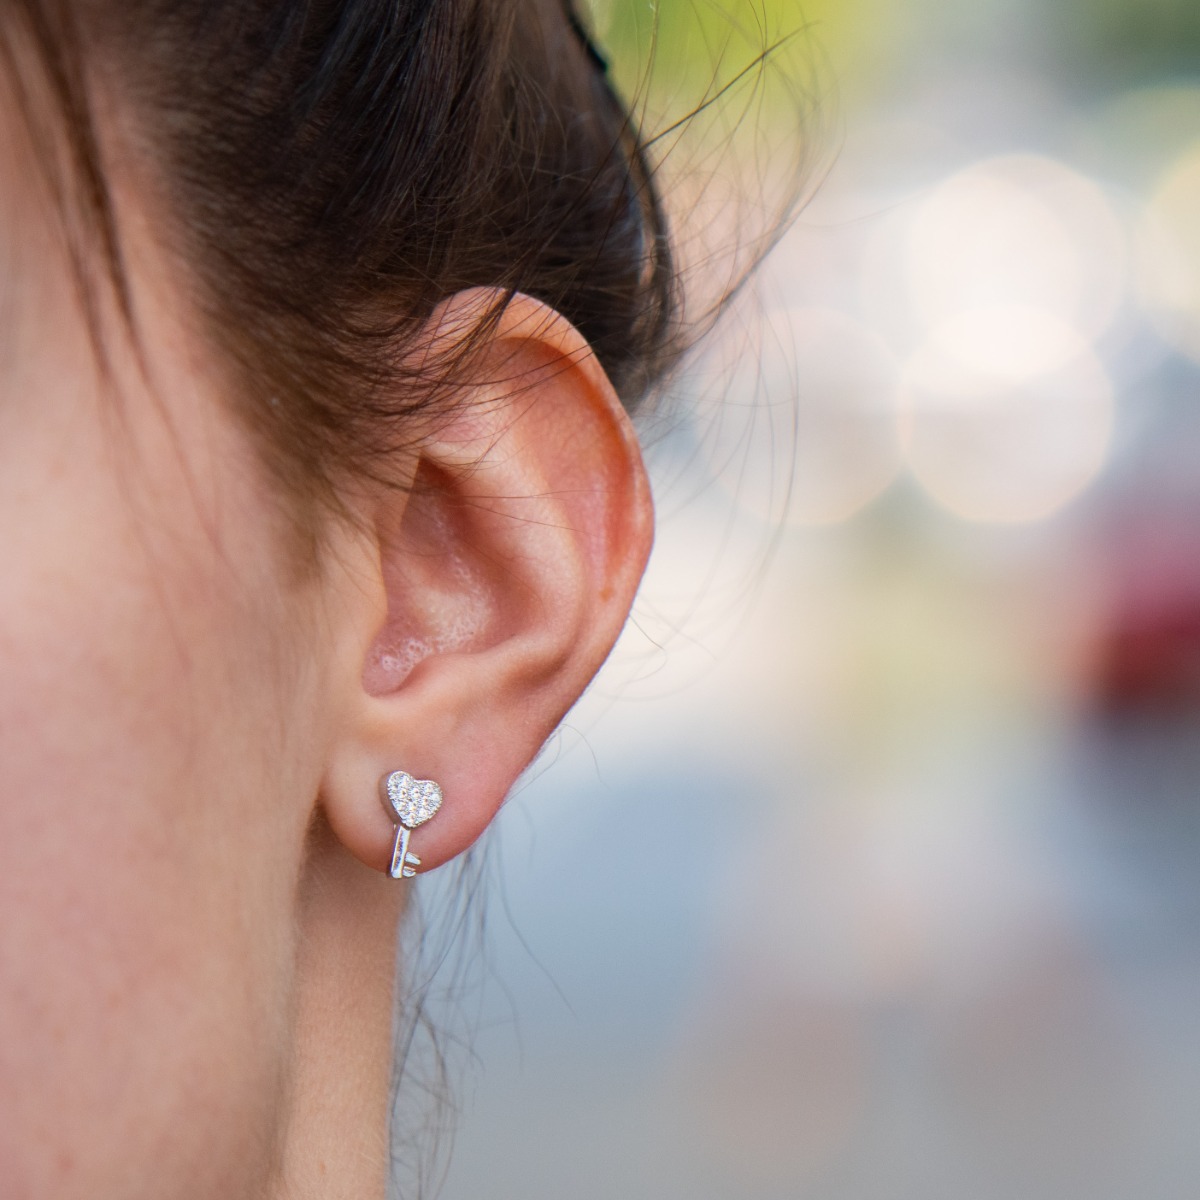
381,770,443,878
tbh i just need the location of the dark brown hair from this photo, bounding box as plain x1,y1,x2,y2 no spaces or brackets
2,0,680,523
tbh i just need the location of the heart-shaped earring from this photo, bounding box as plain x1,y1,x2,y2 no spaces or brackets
381,770,443,879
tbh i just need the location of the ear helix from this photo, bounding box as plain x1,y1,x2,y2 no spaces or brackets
379,770,443,879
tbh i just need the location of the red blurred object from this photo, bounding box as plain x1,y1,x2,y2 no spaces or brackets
1093,517,1200,713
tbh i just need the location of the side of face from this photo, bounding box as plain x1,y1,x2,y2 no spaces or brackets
0,88,337,1196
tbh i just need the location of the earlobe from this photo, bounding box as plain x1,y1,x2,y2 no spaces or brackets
319,293,653,877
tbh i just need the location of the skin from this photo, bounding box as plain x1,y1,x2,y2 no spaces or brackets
0,69,653,1200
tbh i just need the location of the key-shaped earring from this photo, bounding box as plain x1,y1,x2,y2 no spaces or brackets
381,770,443,879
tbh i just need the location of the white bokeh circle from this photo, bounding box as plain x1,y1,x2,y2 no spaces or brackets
902,310,1114,524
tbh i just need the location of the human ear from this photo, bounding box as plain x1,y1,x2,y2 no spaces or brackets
318,292,653,875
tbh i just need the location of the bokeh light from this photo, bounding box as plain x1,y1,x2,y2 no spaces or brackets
786,309,903,525
905,155,1126,341
902,310,1114,523
707,307,903,526
1137,142,1200,364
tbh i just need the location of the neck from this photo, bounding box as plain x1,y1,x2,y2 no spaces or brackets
274,821,405,1198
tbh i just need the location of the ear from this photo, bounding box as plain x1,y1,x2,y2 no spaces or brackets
319,292,653,876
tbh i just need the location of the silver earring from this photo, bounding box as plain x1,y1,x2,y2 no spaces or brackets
381,770,443,879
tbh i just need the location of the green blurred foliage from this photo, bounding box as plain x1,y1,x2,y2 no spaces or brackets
592,0,1200,120
593,0,884,117
1044,0,1200,93
586,0,834,240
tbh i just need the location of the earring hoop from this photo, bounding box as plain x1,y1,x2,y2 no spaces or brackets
381,770,443,879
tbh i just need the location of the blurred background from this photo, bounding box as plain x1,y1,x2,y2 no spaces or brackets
402,1,1200,1196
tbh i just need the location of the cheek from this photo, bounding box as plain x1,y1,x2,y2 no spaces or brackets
0,408,306,1196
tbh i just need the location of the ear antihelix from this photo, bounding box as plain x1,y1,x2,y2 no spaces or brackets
380,769,443,878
